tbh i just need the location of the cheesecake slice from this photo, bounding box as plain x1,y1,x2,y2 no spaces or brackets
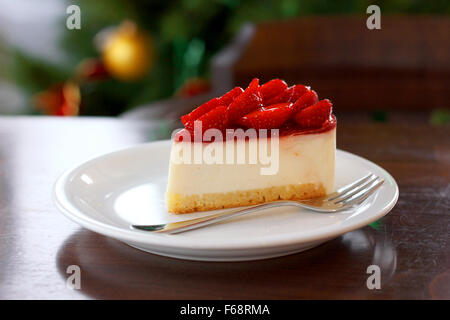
166,78,336,213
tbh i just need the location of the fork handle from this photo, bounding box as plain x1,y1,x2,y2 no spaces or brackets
133,201,296,234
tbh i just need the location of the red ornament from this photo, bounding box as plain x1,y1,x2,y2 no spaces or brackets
34,82,80,116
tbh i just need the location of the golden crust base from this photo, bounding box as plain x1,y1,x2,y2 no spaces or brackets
166,183,326,214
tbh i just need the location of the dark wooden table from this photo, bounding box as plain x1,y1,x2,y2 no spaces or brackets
0,116,448,299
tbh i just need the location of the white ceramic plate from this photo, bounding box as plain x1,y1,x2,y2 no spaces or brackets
54,140,398,261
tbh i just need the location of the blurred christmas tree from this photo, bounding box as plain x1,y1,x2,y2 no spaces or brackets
5,0,449,116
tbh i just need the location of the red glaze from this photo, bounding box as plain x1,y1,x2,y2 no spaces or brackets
279,115,336,137
178,78,336,142
237,103,294,129
174,115,336,142
294,99,333,128
181,87,243,125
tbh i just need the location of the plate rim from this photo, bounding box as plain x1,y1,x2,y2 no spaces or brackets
53,140,399,251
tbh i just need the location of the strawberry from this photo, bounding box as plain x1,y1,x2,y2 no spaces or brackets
263,84,306,106
219,86,244,106
294,99,332,129
185,105,228,135
288,84,310,102
264,88,290,105
181,98,219,126
237,103,294,129
260,79,288,104
227,78,263,124
264,102,291,109
181,87,243,125
292,89,319,112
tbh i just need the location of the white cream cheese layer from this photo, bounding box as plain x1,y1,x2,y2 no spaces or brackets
167,128,335,195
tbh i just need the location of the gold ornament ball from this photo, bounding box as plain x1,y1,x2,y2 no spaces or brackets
102,22,154,81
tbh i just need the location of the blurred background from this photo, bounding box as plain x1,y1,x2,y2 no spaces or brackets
0,0,448,125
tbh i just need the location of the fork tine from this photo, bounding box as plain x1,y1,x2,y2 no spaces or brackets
337,173,374,194
340,179,384,209
326,173,374,201
333,175,379,203
328,173,376,201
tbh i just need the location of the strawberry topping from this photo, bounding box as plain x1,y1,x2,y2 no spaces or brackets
179,78,335,137
220,86,244,105
294,99,333,129
264,88,290,106
181,87,243,125
288,85,310,103
185,105,228,134
260,79,288,104
181,98,218,126
226,78,263,124
292,89,319,112
238,103,294,129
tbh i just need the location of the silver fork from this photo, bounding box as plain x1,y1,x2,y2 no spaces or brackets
132,173,384,234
